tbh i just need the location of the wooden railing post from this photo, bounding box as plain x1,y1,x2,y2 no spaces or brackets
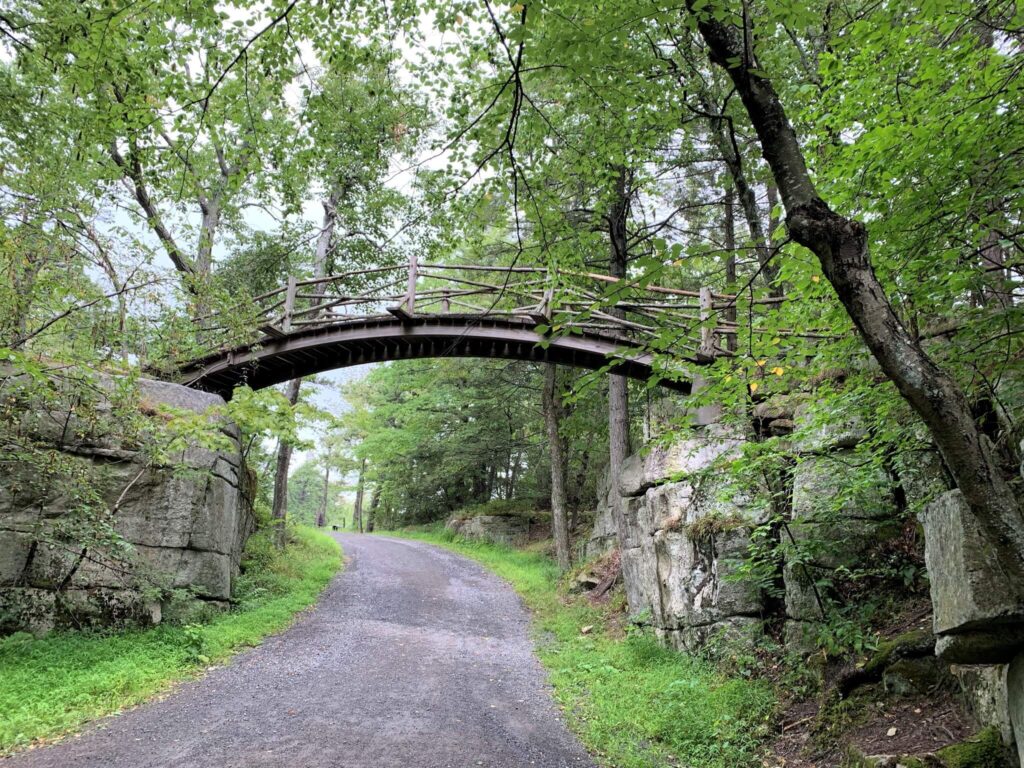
698,285,717,360
530,271,555,325
282,275,297,333
404,252,418,315
441,290,451,313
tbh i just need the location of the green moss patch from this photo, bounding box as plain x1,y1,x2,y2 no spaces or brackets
936,728,1012,768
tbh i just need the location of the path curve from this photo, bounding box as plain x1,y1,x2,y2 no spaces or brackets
6,534,594,768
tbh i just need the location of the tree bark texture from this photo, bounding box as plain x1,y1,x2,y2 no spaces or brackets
271,377,303,547
317,463,330,528
543,364,571,571
689,5,1024,581
367,485,380,533
703,94,781,296
353,457,366,534
607,166,633,553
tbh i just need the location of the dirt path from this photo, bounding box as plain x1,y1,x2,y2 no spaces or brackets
6,534,594,768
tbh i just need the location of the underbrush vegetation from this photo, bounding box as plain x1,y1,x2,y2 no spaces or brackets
0,526,341,754
390,526,776,768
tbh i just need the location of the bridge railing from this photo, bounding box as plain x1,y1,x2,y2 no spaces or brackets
193,254,813,364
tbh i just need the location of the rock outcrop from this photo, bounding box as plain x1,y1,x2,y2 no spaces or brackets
0,376,255,634
588,390,1024,756
584,478,617,560
613,424,765,650
446,514,529,547
922,490,1024,664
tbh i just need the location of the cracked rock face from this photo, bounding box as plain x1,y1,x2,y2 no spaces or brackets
610,426,767,650
0,376,255,635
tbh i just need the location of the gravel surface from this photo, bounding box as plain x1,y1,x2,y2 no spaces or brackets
6,534,594,768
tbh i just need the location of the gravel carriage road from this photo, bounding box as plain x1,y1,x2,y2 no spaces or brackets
7,534,594,768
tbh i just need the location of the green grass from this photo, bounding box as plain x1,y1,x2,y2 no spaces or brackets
0,525,341,754
386,526,776,768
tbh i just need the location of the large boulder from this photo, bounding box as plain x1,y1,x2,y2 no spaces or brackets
0,375,255,634
584,477,618,559
790,452,897,564
446,514,529,547
922,490,1024,664
792,401,868,454
951,664,1014,744
616,435,768,647
1009,653,1024,767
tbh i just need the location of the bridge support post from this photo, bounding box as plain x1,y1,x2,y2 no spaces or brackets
530,283,554,325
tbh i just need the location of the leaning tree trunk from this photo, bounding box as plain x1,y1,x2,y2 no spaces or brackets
688,6,1024,580
543,364,571,571
270,377,303,547
703,92,781,296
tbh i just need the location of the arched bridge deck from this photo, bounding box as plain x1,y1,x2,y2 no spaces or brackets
179,313,690,399
176,260,778,399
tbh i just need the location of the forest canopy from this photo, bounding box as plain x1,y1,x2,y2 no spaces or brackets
1,0,1020,563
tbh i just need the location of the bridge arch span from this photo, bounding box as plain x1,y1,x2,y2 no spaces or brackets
179,315,692,399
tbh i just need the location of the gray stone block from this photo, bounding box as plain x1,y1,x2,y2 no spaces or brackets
951,664,1013,744
446,515,529,548
1008,652,1024,767
793,401,867,453
618,426,745,498
923,490,1024,663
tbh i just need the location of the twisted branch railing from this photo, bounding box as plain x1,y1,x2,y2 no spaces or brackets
192,253,810,366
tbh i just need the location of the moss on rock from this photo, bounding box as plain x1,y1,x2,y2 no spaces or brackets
935,728,1012,768
862,628,934,677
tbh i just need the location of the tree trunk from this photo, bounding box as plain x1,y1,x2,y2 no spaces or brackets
317,463,330,528
607,166,633,554
353,458,366,534
312,187,342,306
543,364,571,571
366,486,380,533
196,199,221,277
271,377,303,547
689,6,1024,579
723,185,738,352
703,94,781,295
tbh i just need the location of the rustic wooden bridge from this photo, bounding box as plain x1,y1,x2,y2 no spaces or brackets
178,257,777,399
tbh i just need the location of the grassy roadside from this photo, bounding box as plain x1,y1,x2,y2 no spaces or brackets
0,525,341,754
386,526,776,768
